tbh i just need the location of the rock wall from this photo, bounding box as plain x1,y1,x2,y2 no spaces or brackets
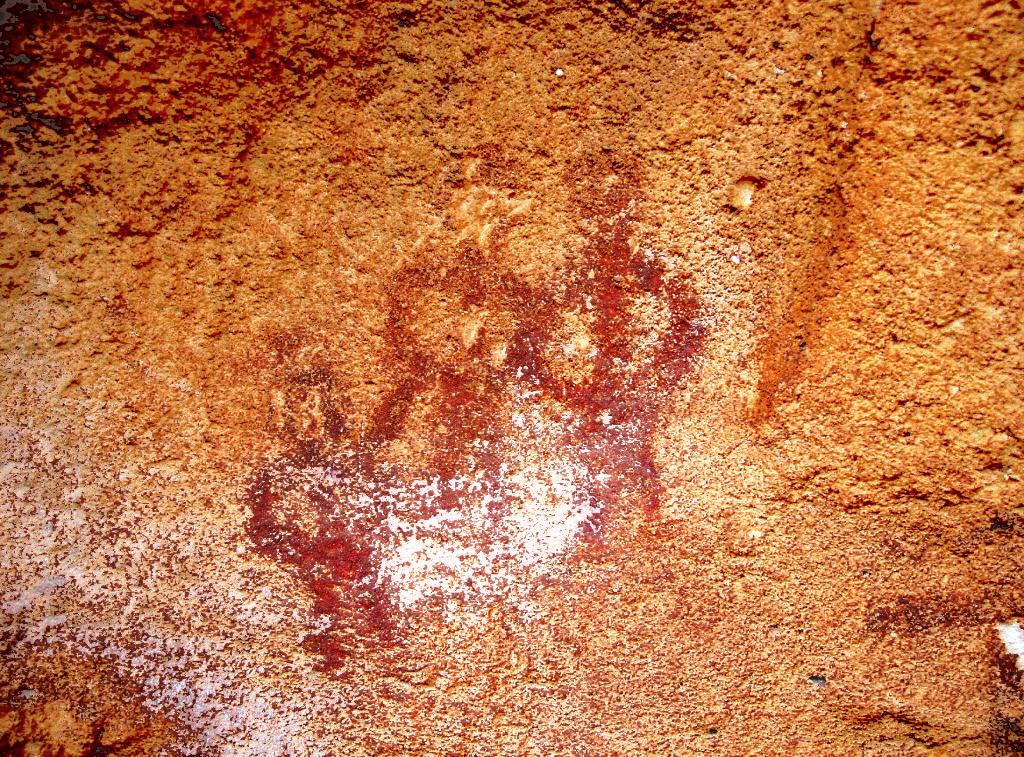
2,0,1022,754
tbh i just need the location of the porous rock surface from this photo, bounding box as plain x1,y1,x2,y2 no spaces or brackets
2,0,1023,754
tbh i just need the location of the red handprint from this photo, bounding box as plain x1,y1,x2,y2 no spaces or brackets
246,152,704,664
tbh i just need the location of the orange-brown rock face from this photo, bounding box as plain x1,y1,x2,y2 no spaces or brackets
2,1,1022,754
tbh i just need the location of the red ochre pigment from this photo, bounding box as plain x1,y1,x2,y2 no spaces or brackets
246,153,704,665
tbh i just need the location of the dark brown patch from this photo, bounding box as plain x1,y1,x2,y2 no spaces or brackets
865,592,990,635
588,0,719,43
0,1,396,155
991,714,1024,754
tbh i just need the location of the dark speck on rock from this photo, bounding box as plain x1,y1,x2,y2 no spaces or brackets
206,12,227,33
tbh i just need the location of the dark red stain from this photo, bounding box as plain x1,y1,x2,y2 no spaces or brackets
1,0,393,155
245,151,705,666
864,591,1018,636
993,636,1022,690
991,714,1024,754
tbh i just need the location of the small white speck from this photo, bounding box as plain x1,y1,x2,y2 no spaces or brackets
839,121,848,130
949,386,960,395
748,529,763,539
773,65,787,75
555,68,564,77
730,254,741,264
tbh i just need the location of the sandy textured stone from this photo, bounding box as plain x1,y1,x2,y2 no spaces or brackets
1,0,1022,754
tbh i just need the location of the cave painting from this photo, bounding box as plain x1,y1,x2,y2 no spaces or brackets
245,152,705,662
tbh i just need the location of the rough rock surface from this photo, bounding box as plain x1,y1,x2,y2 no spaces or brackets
2,0,1023,754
